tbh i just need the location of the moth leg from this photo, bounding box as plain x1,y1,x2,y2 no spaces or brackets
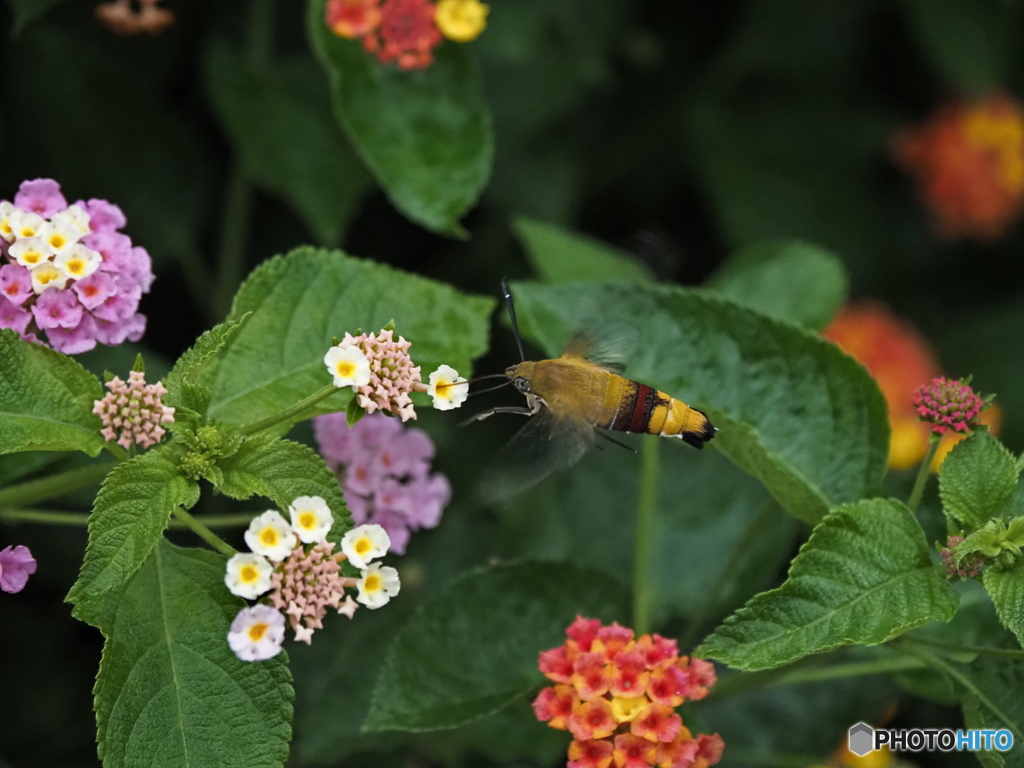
461,406,537,426
596,430,636,453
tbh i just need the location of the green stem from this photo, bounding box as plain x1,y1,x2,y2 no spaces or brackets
1,508,258,530
907,435,942,512
102,442,128,462
904,635,1024,659
171,507,237,558
239,384,340,436
707,656,924,702
632,439,660,635
895,639,1024,740
213,168,254,319
0,462,115,508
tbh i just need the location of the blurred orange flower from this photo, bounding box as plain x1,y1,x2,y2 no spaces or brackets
893,93,1024,241
823,302,1002,472
823,302,940,470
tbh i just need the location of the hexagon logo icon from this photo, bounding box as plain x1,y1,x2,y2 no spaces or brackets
848,722,874,757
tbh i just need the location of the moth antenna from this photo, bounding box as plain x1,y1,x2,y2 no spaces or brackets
501,278,526,362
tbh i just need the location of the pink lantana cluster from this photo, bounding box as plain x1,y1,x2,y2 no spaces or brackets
0,178,153,354
534,617,724,768
314,412,451,555
940,535,985,579
912,378,986,435
338,329,422,421
92,370,175,450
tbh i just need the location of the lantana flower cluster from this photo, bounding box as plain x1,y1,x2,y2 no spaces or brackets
323,330,469,420
314,412,451,554
940,535,985,580
893,93,1024,241
92,370,175,450
533,617,724,768
225,496,400,661
0,178,153,354
325,0,488,70
96,0,174,34
912,377,988,436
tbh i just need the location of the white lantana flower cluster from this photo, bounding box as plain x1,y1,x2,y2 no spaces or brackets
226,495,401,662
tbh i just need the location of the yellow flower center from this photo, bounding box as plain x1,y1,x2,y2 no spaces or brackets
298,511,316,530
36,267,60,285
610,696,647,723
18,226,36,238
354,537,371,555
240,564,259,583
23,251,42,265
49,233,66,249
247,622,269,641
260,528,279,546
364,573,381,592
336,360,356,377
435,0,488,42
66,258,86,275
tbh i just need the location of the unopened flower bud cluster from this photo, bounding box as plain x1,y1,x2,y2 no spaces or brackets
92,370,175,450
0,178,153,354
226,496,400,661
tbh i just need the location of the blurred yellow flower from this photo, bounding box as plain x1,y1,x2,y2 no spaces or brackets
435,0,489,42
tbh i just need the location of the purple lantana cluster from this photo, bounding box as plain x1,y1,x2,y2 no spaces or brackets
314,412,451,554
0,178,153,354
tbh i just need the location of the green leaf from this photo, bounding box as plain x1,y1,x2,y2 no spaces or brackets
67,448,199,607
705,239,847,330
205,41,371,245
513,217,653,284
199,247,494,428
697,498,959,671
217,435,352,543
162,317,248,418
962,695,1007,768
6,0,68,34
0,329,105,456
510,282,889,524
308,0,493,236
501,444,797,625
961,656,1024,750
899,0,1020,94
84,540,293,768
363,561,627,732
940,432,1020,529
984,566,1024,649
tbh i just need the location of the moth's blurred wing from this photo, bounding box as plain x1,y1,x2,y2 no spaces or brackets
479,411,595,503
560,322,641,374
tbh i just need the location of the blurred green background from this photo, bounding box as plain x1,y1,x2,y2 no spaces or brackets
2,0,1024,766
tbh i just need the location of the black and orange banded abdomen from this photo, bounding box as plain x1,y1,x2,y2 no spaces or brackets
603,378,715,449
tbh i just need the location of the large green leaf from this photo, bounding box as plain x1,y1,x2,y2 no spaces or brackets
961,656,1024,754
84,541,293,768
0,329,105,456
363,561,626,732
308,0,492,236
939,432,1020,529
67,448,199,606
510,281,889,524
514,217,653,284
984,566,1024,650
217,435,352,543
705,239,847,330
199,247,494,427
697,499,958,671
205,41,371,245
162,318,248,419
499,442,797,626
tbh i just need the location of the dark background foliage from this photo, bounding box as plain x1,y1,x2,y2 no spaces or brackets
1,0,1023,766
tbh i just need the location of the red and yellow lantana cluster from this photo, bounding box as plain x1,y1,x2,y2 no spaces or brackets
893,93,1024,241
533,617,724,768
325,0,488,70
